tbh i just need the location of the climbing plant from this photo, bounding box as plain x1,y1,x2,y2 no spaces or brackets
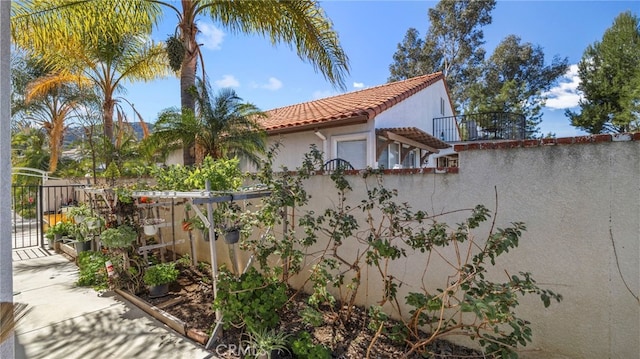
247,146,562,358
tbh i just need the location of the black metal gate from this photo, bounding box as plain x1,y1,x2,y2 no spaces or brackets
11,184,82,249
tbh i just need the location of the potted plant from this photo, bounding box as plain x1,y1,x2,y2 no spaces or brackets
68,204,92,224
143,262,179,298
45,221,72,249
84,216,104,231
68,221,93,253
100,225,138,249
217,202,245,244
224,225,241,244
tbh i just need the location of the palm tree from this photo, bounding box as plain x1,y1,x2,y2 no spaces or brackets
11,51,79,173
152,79,266,166
11,124,50,184
11,1,168,150
12,0,350,165
21,71,93,173
160,0,350,165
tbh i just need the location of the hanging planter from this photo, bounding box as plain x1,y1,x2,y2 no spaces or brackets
144,224,158,236
224,227,240,244
142,218,165,236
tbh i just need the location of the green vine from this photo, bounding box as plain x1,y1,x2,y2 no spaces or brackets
212,267,287,332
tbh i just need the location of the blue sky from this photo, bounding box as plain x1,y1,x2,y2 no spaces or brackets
126,1,639,138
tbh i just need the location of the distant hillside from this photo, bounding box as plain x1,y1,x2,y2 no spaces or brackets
63,122,154,145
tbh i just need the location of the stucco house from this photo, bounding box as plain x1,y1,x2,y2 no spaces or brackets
254,72,455,171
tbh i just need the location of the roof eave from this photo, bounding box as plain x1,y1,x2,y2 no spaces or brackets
265,115,369,136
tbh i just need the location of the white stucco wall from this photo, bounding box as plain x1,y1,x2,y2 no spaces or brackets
160,136,637,358
374,78,454,135
263,139,639,358
266,122,375,170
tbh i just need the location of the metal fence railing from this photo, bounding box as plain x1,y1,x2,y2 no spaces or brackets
433,112,527,142
11,184,84,249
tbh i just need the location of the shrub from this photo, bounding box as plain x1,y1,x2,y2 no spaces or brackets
76,251,109,290
143,262,179,286
212,267,287,332
100,225,138,249
290,332,331,359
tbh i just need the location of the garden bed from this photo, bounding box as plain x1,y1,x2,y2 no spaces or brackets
124,265,489,358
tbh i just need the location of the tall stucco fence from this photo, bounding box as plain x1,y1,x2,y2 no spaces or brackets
272,137,638,359
117,135,639,358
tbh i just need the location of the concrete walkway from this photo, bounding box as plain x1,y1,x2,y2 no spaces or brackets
12,251,213,359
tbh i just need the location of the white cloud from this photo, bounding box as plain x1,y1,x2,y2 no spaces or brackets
353,82,364,89
544,64,582,110
214,75,240,88
250,77,283,91
198,23,224,50
262,77,283,91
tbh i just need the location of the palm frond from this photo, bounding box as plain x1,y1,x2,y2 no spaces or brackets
0,302,30,344
202,0,349,90
12,0,161,57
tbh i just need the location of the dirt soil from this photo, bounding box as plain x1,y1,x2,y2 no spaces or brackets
139,266,489,359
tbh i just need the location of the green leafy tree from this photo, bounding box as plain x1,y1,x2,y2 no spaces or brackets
467,35,568,137
388,0,495,110
567,11,640,133
151,79,266,167
388,28,431,82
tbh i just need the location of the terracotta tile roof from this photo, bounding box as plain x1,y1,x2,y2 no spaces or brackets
376,127,450,151
261,72,445,133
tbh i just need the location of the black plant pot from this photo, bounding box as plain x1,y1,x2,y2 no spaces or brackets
224,229,240,244
74,241,91,253
148,283,169,298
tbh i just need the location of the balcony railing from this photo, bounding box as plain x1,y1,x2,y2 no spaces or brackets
433,112,527,142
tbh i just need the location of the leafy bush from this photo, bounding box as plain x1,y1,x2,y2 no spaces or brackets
290,332,331,359
212,267,287,332
100,225,138,249
143,262,179,286
46,221,72,239
151,156,242,191
299,306,324,327
76,251,109,290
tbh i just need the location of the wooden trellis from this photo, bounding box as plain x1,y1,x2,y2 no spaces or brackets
131,183,271,347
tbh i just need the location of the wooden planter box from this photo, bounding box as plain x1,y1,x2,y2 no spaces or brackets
114,289,209,345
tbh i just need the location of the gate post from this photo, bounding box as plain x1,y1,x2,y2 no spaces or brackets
39,185,44,248
0,1,15,357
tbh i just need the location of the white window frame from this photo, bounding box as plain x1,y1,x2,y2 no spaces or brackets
331,132,373,169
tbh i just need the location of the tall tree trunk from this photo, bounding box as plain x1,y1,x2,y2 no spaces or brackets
48,116,64,173
103,97,115,165
179,0,198,166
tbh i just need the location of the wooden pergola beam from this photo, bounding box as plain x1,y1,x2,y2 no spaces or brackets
381,131,440,154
